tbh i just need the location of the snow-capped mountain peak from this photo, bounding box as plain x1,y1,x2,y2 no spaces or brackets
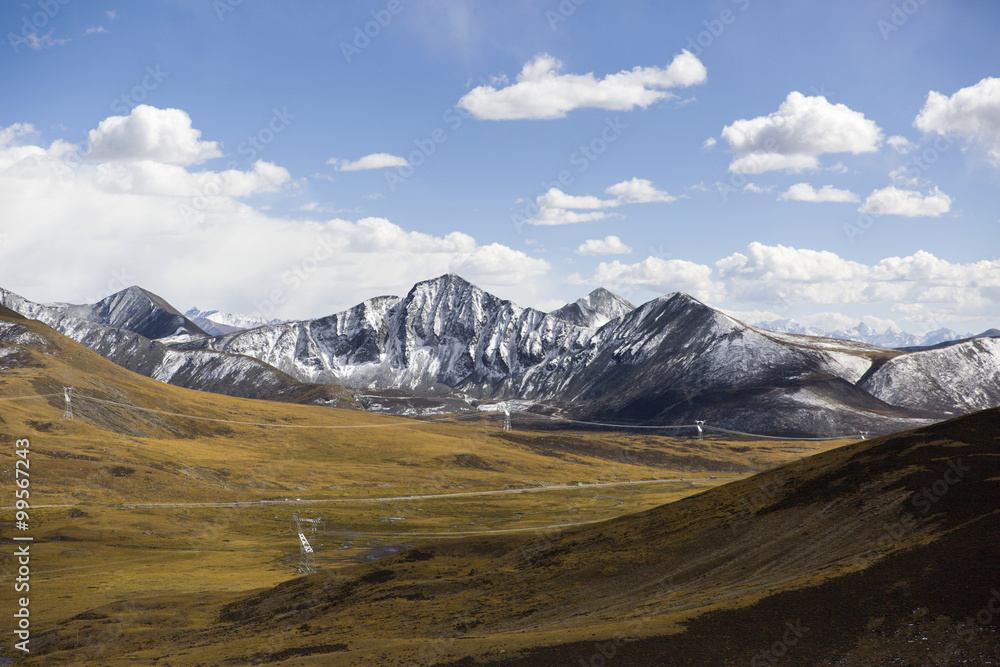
549,287,635,328
185,308,284,336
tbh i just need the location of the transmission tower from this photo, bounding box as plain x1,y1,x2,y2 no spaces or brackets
695,420,705,440
291,512,323,576
503,407,511,431
62,387,74,420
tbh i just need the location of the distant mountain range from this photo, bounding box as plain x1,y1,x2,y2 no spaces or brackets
752,318,974,349
3,275,999,437
185,307,283,337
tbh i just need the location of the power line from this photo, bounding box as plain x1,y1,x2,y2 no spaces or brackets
76,395,459,429
0,390,867,440
62,386,74,420
0,393,61,402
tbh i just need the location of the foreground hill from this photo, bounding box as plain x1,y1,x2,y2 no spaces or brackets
20,404,999,665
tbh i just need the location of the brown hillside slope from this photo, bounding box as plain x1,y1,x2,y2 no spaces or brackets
21,407,998,665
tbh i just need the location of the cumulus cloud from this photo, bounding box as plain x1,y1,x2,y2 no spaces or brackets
606,177,676,203
778,183,859,203
328,153,410,171
568,257,724,303
457,50,706,120
0,119,550,318
0,123,36,146
86,105,222,165
575,236,633,256
84,26,108,35
914,77,1000,165
567,243,1000,325
702,137,717,151
527,178,675,226
859,186,951,217
721,92,883,173
715,243,1000,322
886,135,913,153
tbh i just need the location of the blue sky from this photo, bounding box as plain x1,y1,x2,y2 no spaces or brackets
1,0,998,335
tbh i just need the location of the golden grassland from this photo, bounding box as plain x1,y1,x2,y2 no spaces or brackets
10,311,966,666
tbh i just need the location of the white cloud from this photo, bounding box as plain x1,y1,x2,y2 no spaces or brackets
605,177,676,203
569,243,1000,325
88,158,290,198
328,153,409,171
702,137,717,151
19,31,70,50
86,105,222,166
0,119,550,318
84,26,108,35
778,183,859,203
859,186,951,217
0,123,36,146
575,236,633,256
294,202,361,214
715,243,1000,322
527,178,675,226
538,188,617,210
457,50,706,120
106,10,117,19
886,135,913,153
531,208,614,226
568,256,724,303
743,183,770,194
914,77,1000,164
888,165,921,188
721,92,883,173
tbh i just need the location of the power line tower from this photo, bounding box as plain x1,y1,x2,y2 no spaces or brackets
695,420,705,440
62,387,74,420
503,407,511,431
291,512,323,576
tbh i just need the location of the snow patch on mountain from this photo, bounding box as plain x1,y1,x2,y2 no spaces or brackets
754,316,969,349
549,288,635,328
185,308,284,336
859,337,1000,415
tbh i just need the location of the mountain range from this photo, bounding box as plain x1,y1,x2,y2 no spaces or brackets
3,275,999,437
752,317,974,349
0,286,357,408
